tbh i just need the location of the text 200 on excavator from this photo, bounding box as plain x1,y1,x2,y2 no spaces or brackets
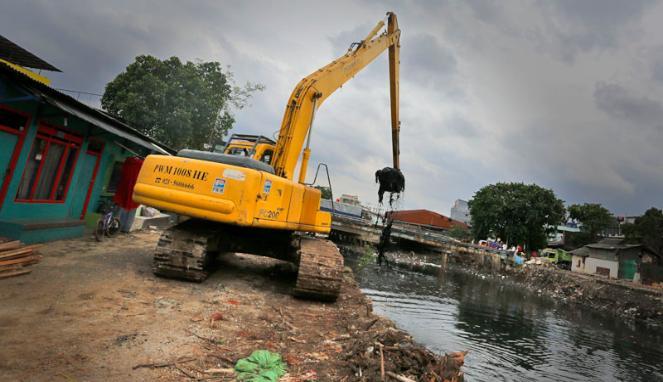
132,12,404,301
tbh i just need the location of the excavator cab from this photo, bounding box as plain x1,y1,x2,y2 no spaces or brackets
222,134,275,164
173,134,277,175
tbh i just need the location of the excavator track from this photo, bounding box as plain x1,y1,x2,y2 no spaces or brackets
153,222,216,282
153,221,344,301
293,237,344,301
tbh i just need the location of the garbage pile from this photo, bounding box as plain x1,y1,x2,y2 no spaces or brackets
345,326,467,381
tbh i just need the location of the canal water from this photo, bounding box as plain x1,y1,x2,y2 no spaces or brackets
348,258,663,382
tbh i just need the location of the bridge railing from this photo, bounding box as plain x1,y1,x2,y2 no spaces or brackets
330,216,513,258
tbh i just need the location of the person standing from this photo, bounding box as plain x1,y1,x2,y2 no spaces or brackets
112,156,144,232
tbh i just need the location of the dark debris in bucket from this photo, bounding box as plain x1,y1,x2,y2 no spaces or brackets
375,167,405,206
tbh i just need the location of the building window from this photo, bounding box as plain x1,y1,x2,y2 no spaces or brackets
0,108,28,133
15,124,82,203
87,139,104,154
106,161,123,193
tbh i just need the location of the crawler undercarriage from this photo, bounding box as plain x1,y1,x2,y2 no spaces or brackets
153,219,344,301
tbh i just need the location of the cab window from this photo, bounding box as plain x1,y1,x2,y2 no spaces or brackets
260,149,273,164
227,147,249,156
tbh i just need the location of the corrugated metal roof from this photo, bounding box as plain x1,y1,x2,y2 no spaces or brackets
586,242,642,250
586,238,642,251
389,209,468,230
0,61,174,155
0,35,60,72
569,246,590,257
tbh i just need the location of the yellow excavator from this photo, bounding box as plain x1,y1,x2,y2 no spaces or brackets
132,12,402,301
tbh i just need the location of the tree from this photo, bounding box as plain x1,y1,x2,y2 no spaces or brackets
468,183,565,251
102,55,263,150
447,225,472,242
624,207,663,255
567,203,614,246
314,186,332,200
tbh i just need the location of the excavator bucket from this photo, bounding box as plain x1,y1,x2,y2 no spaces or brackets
375,167,405,205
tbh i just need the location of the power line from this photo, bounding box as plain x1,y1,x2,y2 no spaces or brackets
55,88,103,100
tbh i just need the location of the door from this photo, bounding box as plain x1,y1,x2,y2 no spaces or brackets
69,152,97,219
619,259,637,280
79,143,103,219
0,107,28,210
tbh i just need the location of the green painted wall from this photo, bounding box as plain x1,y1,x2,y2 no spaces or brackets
0,220,84,244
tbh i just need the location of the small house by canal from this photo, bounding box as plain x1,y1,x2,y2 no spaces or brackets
570,238,659,282
0,35,172,243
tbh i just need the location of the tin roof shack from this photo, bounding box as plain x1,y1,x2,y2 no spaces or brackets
388,209,469,231
570,238,658,282
0,36,172,243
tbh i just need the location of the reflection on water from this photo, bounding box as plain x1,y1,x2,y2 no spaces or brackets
351,259,663,382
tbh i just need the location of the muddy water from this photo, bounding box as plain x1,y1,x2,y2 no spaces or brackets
348,259,663,382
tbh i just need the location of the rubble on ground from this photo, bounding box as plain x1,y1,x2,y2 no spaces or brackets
180,259,466,381
382,249,663,327
509,265,663,325
0,231,466,381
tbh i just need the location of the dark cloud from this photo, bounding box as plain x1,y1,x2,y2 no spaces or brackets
650,47,663,84
2,0,663,216
402,33,459,93
465,0,503,24
329,24,373,57
445,0,655,63
550,0,654,31
443,113,479,137
654,59,663,83
594,82,663,127
543,0,655,61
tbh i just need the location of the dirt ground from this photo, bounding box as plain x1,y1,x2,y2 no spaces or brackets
0,230,463,382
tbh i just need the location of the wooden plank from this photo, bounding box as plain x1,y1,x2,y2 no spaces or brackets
0,244,41,257
0,248,32,261
0,269,31,279
0,255,40,268
0,265,23,273
0,240,21,251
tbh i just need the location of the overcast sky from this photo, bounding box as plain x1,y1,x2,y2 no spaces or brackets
2,0,663,216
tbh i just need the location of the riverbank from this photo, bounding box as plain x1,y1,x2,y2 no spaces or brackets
382,249,663,327
349,253,663,382
0,230,465,381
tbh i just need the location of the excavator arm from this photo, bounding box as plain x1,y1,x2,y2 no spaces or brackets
271,12,401,182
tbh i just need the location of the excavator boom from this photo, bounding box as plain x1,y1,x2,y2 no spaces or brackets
388,13,400,170
272,12,401,181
